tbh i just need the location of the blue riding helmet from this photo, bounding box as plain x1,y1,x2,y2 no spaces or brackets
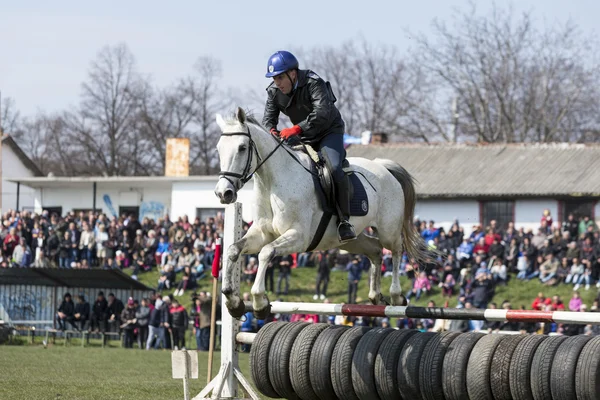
265,51,299,78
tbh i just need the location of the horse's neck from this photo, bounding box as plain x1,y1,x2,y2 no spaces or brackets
250,128,292,187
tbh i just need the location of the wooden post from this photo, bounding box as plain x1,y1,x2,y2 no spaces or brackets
207,270,219,384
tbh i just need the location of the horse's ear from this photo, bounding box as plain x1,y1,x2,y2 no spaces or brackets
236,107,246,125
216,113,226,131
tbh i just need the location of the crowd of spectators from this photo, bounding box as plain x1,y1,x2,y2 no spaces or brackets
3,206,600,344
1,208,225,297
54,290,215,350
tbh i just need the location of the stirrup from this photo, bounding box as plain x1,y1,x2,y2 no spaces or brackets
337,221,357,242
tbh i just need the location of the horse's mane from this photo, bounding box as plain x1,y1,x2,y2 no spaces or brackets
224,108,268,133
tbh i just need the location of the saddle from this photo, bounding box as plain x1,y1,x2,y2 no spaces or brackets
290,143,370,251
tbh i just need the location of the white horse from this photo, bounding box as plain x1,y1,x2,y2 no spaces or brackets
214,107,429,319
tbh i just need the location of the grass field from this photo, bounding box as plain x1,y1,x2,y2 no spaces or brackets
3,264,598,400
0,346,261,400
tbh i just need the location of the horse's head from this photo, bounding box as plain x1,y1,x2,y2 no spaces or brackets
214,107,254,204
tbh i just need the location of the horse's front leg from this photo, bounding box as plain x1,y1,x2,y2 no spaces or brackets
222,225,270,318
251,229,303,319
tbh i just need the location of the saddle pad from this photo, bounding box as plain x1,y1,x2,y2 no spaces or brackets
349,173,369,216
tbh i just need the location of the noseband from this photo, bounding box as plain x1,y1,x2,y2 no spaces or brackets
218,127,284,191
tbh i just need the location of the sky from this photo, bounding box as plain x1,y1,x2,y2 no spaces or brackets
2,0,599,117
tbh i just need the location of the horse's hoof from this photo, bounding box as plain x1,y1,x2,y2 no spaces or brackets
370,293,387,306
253,303,272,320
226,300,246,319
396,295,408,307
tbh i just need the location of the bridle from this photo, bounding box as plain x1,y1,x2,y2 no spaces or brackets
218,126,285,191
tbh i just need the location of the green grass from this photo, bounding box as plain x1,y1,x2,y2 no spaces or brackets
130,265,600,312
3,267,598,400
0,345,260,400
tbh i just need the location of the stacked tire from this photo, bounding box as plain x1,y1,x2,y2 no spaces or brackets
249,321,600,400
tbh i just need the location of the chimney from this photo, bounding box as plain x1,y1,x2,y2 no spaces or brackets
165,138,190,177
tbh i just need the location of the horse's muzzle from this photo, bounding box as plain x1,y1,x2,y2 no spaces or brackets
215,187,237,204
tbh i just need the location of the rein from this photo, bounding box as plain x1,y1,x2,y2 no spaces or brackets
219,126,316,190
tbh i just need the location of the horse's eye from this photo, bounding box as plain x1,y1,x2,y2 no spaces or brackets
239,145,247,152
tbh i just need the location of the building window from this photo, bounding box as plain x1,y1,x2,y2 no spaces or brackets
563,200,595,221
196,208,224,222
481,201,514,231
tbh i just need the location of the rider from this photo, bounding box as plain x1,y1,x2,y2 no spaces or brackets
262,50,356,242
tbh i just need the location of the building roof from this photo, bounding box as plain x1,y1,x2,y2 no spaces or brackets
346,142,600,198
6,175,219,188
0,268,152,290
1,135,43,176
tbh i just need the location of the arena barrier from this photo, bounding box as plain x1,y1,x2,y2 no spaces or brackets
194,202,600,400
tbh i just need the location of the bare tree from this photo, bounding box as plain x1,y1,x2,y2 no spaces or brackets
136,79,198,175
188,57,230,175
1,97,23,136
64,43,144,175
412,2,600,143
301,39,431,141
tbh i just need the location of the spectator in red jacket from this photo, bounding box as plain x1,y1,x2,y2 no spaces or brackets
551,295,565,311
531,292,552,310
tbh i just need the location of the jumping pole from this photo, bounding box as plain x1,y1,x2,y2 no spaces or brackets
244,301,600,325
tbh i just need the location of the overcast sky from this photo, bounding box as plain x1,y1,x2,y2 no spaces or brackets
2,0,598,117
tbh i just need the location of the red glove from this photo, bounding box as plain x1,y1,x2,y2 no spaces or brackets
280,125,302,139
270,128,280,137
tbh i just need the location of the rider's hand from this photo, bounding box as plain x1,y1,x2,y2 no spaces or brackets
280,125,302,139
270,128,280,137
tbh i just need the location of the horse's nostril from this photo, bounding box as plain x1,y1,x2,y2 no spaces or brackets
223,189,234,202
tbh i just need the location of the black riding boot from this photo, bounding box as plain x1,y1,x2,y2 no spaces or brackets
336,175,356,242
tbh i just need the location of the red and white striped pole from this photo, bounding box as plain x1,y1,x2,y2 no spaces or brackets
244,301,600,326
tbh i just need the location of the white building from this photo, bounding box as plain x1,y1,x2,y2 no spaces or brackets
6,142,600,235
347,142,600,235
6,175,257,223
1,135,42,214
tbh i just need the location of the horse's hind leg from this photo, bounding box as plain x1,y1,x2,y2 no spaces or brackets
390,251,407,306
341,234,385,305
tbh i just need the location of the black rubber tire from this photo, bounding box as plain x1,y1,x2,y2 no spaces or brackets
575,335,600,400
289,323,329,400
466,334,507,400
490,334,527,400
531,335,568,400
310,325,350,400
509,334,548,400
374,329,420,400
441,332,485,400
269,321,310,400
550,335,593,400
419,331,461,400
352,327,395,400
331,326,371,400
398,332,436,400
250,321,289,399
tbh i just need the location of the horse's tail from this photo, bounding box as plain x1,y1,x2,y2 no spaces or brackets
373,158,432,265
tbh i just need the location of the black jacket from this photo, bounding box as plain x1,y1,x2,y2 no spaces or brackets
262,69,344,145
93,298,108,320
58,300,75,318
74,302,90,320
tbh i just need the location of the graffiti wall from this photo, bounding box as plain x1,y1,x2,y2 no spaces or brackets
0,285,152,329
140,201,165,221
